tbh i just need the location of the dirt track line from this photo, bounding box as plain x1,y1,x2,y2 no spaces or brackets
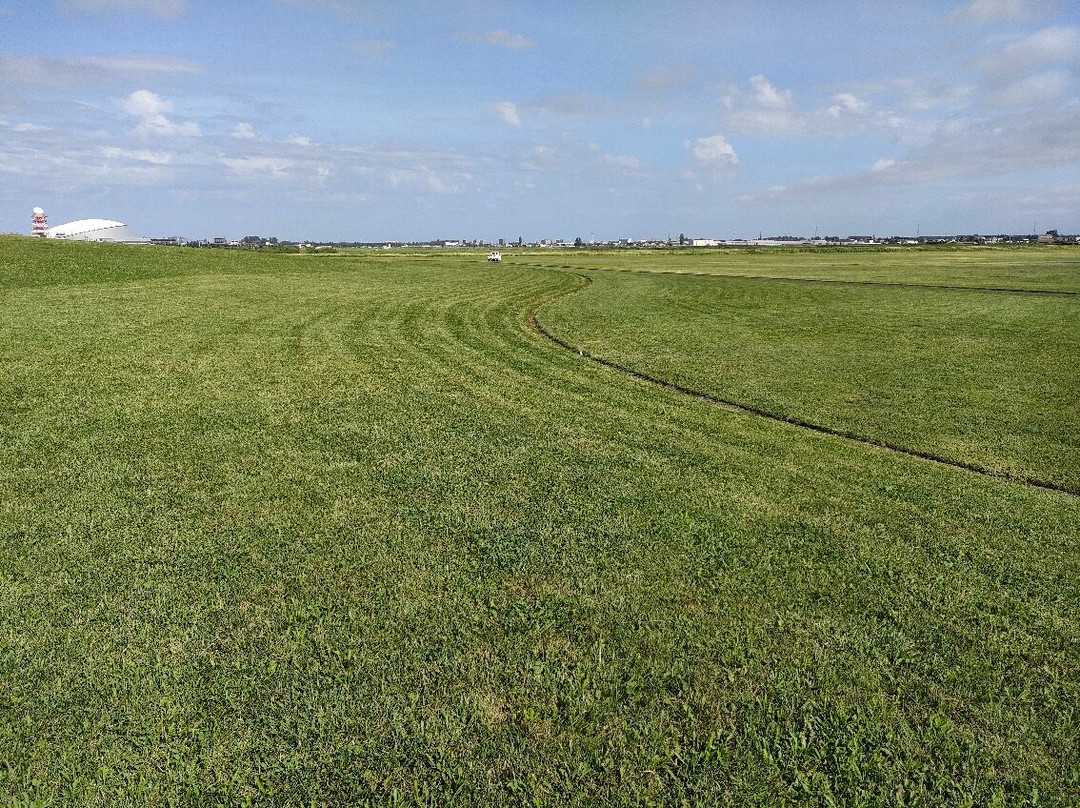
526,267,1079,499
517,262,1079,297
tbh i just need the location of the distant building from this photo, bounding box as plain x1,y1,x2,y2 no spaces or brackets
47,218,147,243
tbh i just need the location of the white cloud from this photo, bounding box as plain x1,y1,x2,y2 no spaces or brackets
484,30,534,50
387,167,465,194
898,79,973,112
600,153,645,172
945,0,1040,24
724,76,925,140
1013,184,1080,215
987,70,1071,106
972,26,1079,107
1012,25,1080,62
727,75,808,136
341,143,471,169
744,103,1080,203
142,116,200,138
1,135,180,188
688,134,738,165
481,139,646,185
749,75,793,110
517,144,557,171
78,55,201,74
121,89,201,137
121,89,169,118
494,101,522,127
459,30,535,50
731,108,807,137
828,93,869,118
57,0,188,19
327,142,476,199
100,146,173,164
220,156,293,178
0,54,200,89
832,77,971,115
978,25,1080,79
2,91,484,214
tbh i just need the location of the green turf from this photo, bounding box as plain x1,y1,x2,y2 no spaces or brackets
535,263,1080,493
1,238,1078,806
519,245,1080,292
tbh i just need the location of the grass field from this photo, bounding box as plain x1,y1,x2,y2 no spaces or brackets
1,238,1078,806
525,246,1080,292
533,254,1080,493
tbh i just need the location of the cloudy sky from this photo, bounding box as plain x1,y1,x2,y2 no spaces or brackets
1,0,1078,241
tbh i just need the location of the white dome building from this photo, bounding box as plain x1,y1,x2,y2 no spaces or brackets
47,218,147,243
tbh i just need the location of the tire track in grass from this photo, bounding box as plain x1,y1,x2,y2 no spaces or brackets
523,264,1080,499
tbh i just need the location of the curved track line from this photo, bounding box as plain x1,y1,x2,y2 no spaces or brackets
517,261,1079,297
525,266,1079,499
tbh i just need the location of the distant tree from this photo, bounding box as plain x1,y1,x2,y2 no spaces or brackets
679,233,686,246
574,237,583,247
517,236,523,246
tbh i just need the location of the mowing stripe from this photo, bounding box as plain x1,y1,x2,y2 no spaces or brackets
525,265,1080,499
516,261,1079,297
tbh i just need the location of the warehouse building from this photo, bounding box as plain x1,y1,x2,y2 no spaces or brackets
32,208,147,243
46,218,148,243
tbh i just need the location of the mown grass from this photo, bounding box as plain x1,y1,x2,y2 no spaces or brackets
524,245,1080,292
535,262,1080,493
1,238,1078,806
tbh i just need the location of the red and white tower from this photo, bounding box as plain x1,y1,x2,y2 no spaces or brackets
31,207,48,237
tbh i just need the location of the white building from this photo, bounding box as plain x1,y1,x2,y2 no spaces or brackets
46,218,147,243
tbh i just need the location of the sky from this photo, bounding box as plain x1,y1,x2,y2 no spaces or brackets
1,0,1078,242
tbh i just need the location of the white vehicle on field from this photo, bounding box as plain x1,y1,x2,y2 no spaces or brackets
487,251,502,262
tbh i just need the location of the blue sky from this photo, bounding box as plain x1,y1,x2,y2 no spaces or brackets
2,0,1078,241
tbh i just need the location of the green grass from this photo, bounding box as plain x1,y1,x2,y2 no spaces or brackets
521,245,1080,292
535,263,1080,492
1,238,1078,806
